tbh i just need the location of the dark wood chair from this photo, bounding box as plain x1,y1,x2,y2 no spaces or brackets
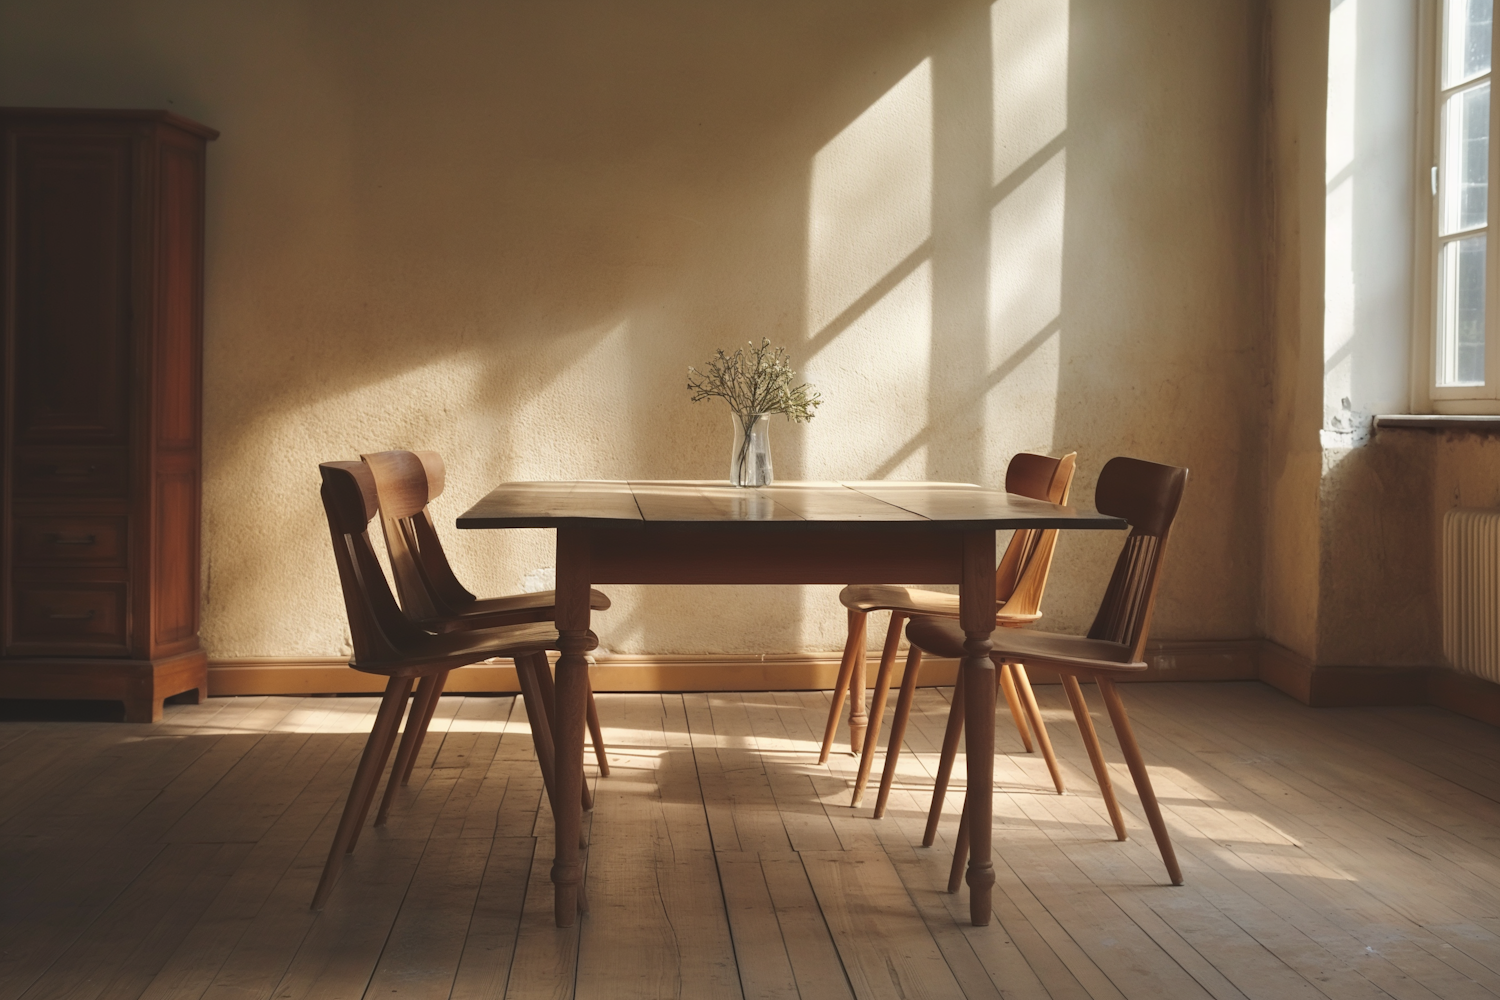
906,456,1188,889
313,460,597,909
820,453,1076,815
360,450,611,824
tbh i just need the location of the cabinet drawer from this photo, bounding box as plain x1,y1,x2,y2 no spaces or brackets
10,582,128,653
13,448,128,497
13,516,127,566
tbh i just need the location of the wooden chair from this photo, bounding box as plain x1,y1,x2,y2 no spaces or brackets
360,449,611,824
906,456,1188,889
314,461,598,909
819,453,1076,815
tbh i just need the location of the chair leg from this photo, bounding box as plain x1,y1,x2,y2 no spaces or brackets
849,617,871,756
852,613,905,807
999,662,1034,753
586,677,610,777
1012,664,1064,794
819,609,866,763
375,670,447,827
947,792,970,894
346,679,415,855
874,645,923,819
1061,675,1126,841
312,675,413,909
515,655,557,811
533,654,593,812
399,669,449,785
1096,677,1183,885
922,666,966,848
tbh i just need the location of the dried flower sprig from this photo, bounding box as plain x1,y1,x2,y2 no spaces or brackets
686,338,821,422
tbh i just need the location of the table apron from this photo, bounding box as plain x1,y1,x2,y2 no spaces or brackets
583,523,969,585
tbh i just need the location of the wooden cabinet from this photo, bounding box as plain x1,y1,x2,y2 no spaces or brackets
0,109,217,722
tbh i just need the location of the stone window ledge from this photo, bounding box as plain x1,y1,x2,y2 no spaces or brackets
1373,414,1500,431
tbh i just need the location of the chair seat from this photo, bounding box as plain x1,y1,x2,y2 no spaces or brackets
420,588,612,633
905,616,1142,673
356,620,599,676
838,584,1040,625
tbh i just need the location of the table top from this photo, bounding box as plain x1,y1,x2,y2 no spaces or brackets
456,480,1127,532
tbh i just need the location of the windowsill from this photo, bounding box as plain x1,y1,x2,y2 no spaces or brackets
1373,414,1500,431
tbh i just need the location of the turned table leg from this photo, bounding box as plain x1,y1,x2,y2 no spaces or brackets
550,527,591,927
959,530,997,926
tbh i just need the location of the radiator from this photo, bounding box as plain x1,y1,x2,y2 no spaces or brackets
1443,508,1500,683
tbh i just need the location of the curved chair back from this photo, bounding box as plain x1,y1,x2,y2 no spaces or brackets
362,449,477,621
995,451,1078,616
319,461,431,667
1086,456,1189,661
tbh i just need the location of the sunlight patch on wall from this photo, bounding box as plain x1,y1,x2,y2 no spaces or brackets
803,261,933,479
992,0,1068,185
987,0,1067,461
805,59,933,338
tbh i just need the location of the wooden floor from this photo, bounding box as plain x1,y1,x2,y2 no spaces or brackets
5,682,1500,999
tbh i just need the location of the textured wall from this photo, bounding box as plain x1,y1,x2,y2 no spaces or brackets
1317,430,1500,670
1262,0,1327,662
1,0,1267,659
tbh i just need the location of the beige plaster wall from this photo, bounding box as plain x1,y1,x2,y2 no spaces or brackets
1,0,1267,659
1316,430,1500,670
1261,0,1327,663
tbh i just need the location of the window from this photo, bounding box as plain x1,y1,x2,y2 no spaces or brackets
1430,0,1499,405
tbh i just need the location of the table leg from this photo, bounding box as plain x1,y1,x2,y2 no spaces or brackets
551,527,591,927
959,529,997,926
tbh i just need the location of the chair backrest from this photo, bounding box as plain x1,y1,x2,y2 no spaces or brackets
994,451,1077,617
361,449,476,621
319,461,432,666
1085,456,1189,661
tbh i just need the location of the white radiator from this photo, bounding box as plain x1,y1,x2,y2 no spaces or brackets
1443,508,1500,683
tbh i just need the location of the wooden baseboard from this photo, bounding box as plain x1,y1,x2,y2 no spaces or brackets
1258,641,1434,707
1256,639,1500,727
205,638,1260,697
205,653,949,696
1427,667,1500,727
1256,641,1313,704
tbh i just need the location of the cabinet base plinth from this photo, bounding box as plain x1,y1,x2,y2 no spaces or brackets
0,650,208,723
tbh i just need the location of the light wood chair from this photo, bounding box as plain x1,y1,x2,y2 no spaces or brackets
360,450,612,825
907,455,1188,888
313,461,597,909
819,453,1076,815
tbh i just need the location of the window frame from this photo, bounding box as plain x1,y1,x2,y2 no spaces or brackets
1417,0,1500,412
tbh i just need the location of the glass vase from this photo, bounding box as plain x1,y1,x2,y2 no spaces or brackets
730,412,773,487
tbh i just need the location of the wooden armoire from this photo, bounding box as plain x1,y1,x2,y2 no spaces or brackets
0,109,217,722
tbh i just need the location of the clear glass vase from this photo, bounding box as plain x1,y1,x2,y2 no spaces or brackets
730,412,773,487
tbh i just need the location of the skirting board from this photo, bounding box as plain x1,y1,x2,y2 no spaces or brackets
206,638,1260,697
1258,639,1500,726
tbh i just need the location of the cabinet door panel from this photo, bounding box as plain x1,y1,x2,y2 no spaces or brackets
152,470,197,646
156,142,200,448
12,135,132,443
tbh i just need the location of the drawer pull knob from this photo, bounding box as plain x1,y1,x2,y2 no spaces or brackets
45,610,96,621
45,534,97,546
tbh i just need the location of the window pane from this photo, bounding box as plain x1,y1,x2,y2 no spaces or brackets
1443,82,1491,234
1446,0,1493,88
1439,235,1488,386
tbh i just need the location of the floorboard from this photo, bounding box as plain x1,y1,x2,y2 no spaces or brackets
6,684,1500,999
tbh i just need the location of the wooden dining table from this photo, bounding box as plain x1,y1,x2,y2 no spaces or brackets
456,479,1126,927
